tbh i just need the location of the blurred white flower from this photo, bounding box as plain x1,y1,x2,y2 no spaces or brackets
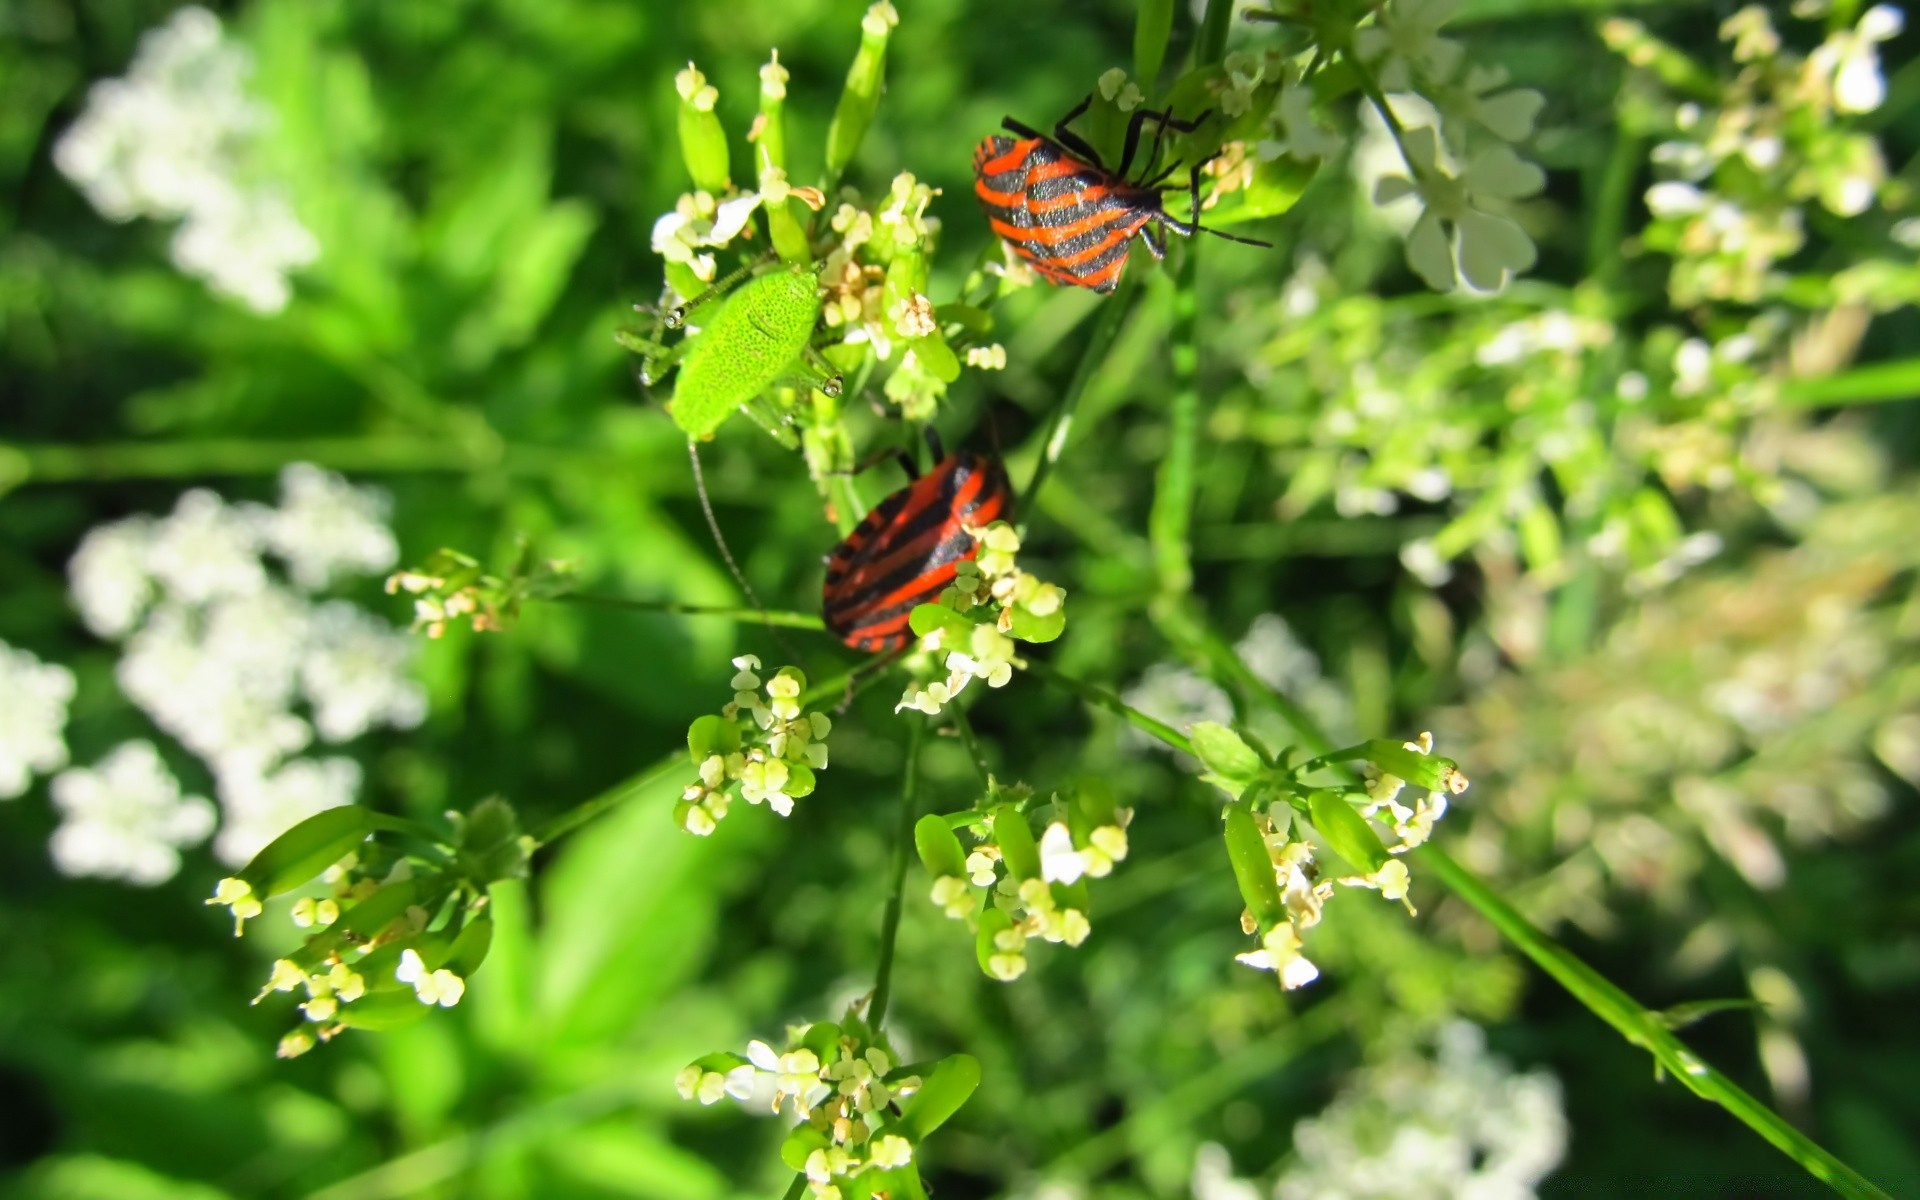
215,756,360,866
1275,1022,1568,1200
1376,126,1545,292
51,6,317,313
1356,0,1465,90
261,463,399,590
170,184,319,315
0,641,78,799
49,741,215,885
145,489,269,606
1810,4,1903,114
69,516,159,639
300,601,427,742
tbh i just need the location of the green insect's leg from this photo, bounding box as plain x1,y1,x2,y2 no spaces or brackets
798,344,845,397
613,327,684,387
739,395,803,450
667,255,777,329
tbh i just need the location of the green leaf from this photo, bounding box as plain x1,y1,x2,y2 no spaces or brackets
1308,790,1389,875
909,334,960,384
687,714,739,763
908,603,970,640
1189,723,1263,788
237,805,372,897
460,796,529,883
1135,0,1175,88
447,916,494,977
333,990,433,1031
989,805,1040,880
780,1125,830,1172
897,1053,981,1140
1222,802,1286,930
915,813,968,878
1006,603,1066,644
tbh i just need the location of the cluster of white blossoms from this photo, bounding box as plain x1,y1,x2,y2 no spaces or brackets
678,657,833,835
52,6,317,313
1190,1023,1568,1200
1124,614,1351,756
50,741,216,885
1609,5,1904,306
676,1025,923,1199
0,641,77,800
895,523,1066,718
1352,0,1549,293
59,464,422,880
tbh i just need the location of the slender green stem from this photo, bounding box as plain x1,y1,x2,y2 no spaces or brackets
778,1174,809,1200
1344,49,1420,175
551,593,828,630
1417,845,1893,1200
1026,659,1193,754
947,703,992,787
1195,0,1236,65
1149,261,1200,598
1020,275,1138,538
1587,122,1643,290
528,752,685,848
1153,601,1343,764
869,719,923,1031
1779,357,1920,408
0,436,508,485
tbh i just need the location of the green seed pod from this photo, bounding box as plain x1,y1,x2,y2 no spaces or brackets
756,50,790,174
1307,790,1390,875
671,264,836,439
234,805,373,898
1223,801,1286,930
897,1052,981,1140
989,804,1041,881
1361,740,1467,795
915,813,968,879
825,2,899,185
675,63,731,194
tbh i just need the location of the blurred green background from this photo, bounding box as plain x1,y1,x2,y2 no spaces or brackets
3,0,1918,1197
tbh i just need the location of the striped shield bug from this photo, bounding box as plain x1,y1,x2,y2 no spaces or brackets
822,446,1013,653
618,259,844,441
972,94,1272,293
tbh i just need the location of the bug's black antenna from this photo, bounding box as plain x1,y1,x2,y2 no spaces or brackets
687,442,803,662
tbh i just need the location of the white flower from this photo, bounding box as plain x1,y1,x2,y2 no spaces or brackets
396,948,466,1007
1812,4,1903,114
1375,126,1544,292
69,516,158,638
1038,821,1086,884
1261,70,1345,163
868,1134,913,1170
1355,0,1466,90
51,7,317,312
170,184,319,313
300,601,426,742
0,641,77,799
1235,921,1320,989
213,756,360,866
261,464,398,591
146,489,269,605
48,740,215,885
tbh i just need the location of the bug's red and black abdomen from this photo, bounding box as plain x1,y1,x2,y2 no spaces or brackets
822,452,1013,652
972,134,1157,295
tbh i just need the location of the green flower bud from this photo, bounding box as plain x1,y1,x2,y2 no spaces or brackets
825,2,899,186
755,50,790,173
915,813,969,879
1362,737,1469,795
675,63,731,194
989,804,1041,880
1307,790,1390,875
1190,722,1265,793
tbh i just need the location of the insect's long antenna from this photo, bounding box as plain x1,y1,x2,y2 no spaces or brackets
688,441,803,661
1197,225,1275,248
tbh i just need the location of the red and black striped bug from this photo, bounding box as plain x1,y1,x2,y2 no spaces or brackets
822,447,1013,653
973,95,1273,293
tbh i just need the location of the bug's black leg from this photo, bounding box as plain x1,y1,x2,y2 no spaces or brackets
1049,93,1105,168
1117,106,1153,181
1001,116,1047,140
922,424,946,464
1141,222,1168,259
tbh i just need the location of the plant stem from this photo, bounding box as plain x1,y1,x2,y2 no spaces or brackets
0,436,510,485
1417,845,1893,1200
552,593,828,630
1149,259,1200,598
1153,601,1343,763
869,718,923,1031
1344,49,1420,177
1025,659,1193,755
948,703,992,787
778,1174,809,1200
1779,357,1920,408
1196,0,1236,65
1020,274,1138,537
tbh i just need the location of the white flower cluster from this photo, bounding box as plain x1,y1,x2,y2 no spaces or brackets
1190,1023,1568,1200
679,656,832,834
0,641,77,800
1608,5,1902,306
1347,0,1547,292
63,465,422,878
52,7,318,313
895,522,1066,717
49,741,215,885
676,1027,922,1199
1274,1022,1569,1199
1123,615,1350,755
